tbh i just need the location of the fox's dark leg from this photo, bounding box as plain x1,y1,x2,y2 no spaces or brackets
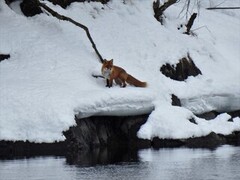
108,78,113,88
106,79,110,87
119,77,126,88
115,78,123,87
121,80,126,88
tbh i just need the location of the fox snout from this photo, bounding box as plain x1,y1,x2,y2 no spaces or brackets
104,67,111,71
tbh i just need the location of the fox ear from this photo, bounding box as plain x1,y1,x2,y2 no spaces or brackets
103,59,107,63
110,59,113,64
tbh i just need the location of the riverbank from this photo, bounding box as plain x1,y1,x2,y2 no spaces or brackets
1,113,240,159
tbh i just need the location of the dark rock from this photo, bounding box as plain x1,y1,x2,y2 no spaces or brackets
152,137,184,148
237,132,240,145
196,110,240,121
0,140,67,158
48,0,110,9
185,132,226,149
228,110,240,118
63,118,100,151
225,131,240,146
196,111,220,120
160,54,202,81
228,118,234,122
0,54,10,62
171,94,181,106
48,0,76,8
189,117,197,124
135,138,152,149
63,115,149,152
5,0,17,5
20,0,43,17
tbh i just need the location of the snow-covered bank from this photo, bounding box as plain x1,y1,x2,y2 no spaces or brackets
181,93,240,114
74,89,154,118
0,0,240,143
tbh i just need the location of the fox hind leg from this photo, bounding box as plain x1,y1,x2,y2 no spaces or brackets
115,78,123,87
119,77,126,87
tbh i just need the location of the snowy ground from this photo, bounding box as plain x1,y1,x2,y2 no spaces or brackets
0,0,240,142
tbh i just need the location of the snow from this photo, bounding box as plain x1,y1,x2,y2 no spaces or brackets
0,0,240,142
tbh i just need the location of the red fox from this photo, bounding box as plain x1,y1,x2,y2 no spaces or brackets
101,59,147,88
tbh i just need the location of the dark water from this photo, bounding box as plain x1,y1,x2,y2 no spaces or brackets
0,145,240,180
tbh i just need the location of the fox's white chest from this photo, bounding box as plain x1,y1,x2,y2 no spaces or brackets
102,68,111,79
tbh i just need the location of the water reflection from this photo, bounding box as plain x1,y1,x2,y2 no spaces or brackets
0,145,240,180
66,147,139,166
138,146,240,180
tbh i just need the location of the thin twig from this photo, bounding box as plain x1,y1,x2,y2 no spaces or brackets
191,25,216,40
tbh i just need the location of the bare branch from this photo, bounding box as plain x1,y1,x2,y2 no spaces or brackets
36,0,104,63
206,7,240,10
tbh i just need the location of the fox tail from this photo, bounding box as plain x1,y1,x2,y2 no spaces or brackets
126,74,147,87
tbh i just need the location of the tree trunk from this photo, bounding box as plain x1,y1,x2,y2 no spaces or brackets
185,13,197,35
153,0,177,24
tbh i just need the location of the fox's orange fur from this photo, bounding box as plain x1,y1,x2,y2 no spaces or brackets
101,59,147,88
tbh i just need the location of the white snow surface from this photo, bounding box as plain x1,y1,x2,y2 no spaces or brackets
0,0,240,142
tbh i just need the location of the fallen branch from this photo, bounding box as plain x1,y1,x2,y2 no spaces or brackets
36,0,104,63
92,74,104,79
207,7,240,10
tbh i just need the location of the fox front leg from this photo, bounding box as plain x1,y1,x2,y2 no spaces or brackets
106,79,110,87
108,78,113,88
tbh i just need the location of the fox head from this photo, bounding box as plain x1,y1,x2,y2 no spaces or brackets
102,59,113,69
102,59,113,79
